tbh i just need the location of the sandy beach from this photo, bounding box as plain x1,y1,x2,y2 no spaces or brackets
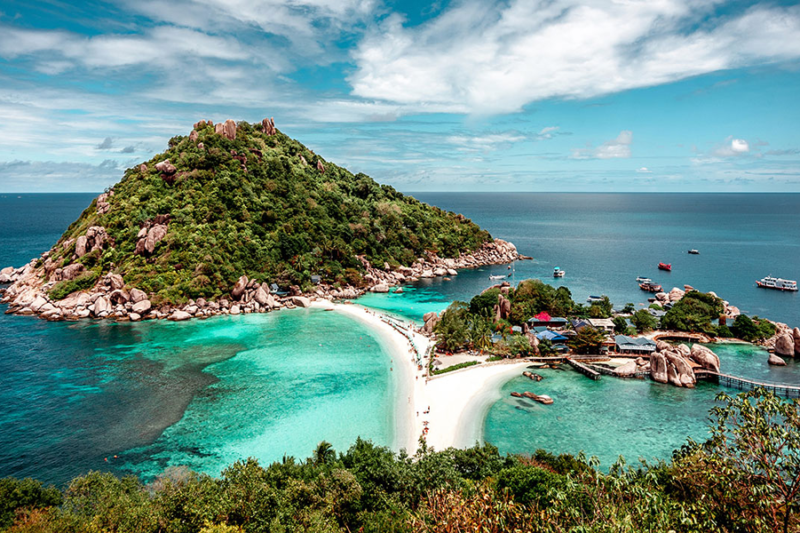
312,300,530,454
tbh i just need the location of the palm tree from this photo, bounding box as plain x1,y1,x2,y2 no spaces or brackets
312,441,335,466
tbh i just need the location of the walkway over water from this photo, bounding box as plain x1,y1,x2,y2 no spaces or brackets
565,357,601,381
696,370,800,399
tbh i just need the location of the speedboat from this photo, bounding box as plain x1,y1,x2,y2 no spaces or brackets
553,267,565,278
586,295,606,303
756,275,798,291
636,277,652,284
489,275,505,280
658,262,672,271
688,249,699,254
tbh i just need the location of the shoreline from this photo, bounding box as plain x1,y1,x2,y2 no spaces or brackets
313,300,532,455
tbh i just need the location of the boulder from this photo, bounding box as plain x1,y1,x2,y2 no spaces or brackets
60,263,86,281
676,344,691,358
371,284,390,293
231,276,248,299
768,353,786,366
139,164,148,174
316,160,325,173
230,305,241,315
261,117,276,136
169,310,192,321
29,296,49,313
614,360,639,377
434,268,448,277
656,340,671,352
667,362,682,387
75,236,89,257
254,287,270,306
109,289,130,304
93,296,111,316
794,327,800,356
668,287,685,302
129,313,141,322
690,344,720,372
130,288,147,303
132,300,151,314
107,273,124,291
290,296,310,308
650,352,668,384
775,334,795,357
497,294,511,320
155,160,177,175
189,130,198,142
665,352,695,387
447,269,458,276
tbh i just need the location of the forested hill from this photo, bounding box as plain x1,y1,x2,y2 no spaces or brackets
44,118,491,304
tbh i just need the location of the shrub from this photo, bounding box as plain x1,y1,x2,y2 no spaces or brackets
48,272,99,300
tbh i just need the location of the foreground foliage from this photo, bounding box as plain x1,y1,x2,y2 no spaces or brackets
2,390,797,532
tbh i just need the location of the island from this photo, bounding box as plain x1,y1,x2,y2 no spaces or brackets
0,118,520,322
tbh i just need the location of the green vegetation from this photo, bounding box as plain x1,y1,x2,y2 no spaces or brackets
631,309,658,333
47,121,491,304
569,327,606,355
1,390,795,532
661,290,724,335
48,272,99,300
730,314,777,342
431,360,479,375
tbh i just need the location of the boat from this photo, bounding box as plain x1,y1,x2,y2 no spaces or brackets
658,263,672,271
586,295,606,303
489,275,505,280
688,249,699,254
639,281,663,292
553,267,565,278
636,276,650,282
756,275,798,292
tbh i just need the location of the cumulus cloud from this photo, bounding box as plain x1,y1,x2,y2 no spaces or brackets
712,136,752,157
446,132,525,153
572,131,632,160
637,167,652,173
349,1,800,114
731,138,749,153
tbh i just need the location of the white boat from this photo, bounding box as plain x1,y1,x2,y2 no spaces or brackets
756,275,798,292
553,267,565,278
587,295,606,303
636,276,650,282
489,275,505,280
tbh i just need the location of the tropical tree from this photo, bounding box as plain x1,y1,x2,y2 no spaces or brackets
613,316,629,333
468,316,493,352
434,301,470,352
631,310,658,333
506,334,533,357
569,327,606,355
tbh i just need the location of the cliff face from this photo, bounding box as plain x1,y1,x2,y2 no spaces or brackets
0,118,521,321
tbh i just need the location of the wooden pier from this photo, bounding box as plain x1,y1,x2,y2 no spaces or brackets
565,357,601,381
696,370,800,399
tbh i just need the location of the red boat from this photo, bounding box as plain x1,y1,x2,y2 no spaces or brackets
658,262,671,271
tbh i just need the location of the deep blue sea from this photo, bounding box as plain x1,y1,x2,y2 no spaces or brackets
0,193,798,484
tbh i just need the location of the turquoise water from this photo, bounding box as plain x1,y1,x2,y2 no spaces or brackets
0,308,397,485
1,193,799,485
483,343,800,468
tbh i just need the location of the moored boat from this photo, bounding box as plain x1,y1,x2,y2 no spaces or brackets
586,295,606,303
658,262,671,271
688,249,699,254
756,275,798,292
636,275,650,282
489,274,505,280
553,267,565,278
639,281,662,292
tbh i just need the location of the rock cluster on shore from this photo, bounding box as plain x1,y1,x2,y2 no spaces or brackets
649,341,720,388
0,238,521,323
769,325,800,360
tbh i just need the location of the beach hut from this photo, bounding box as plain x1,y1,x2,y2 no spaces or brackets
528,313,568,328
536,330,568,343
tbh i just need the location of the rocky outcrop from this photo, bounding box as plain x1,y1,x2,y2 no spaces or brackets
96,191,112,214
316,160,325,174
75,226,110,258
262,117,276,136
775,333,795,357
494,294,511,322
794,327,800,356
650,353,668,384
289,296,310,308
189,130,199,142
423,312,440,334
231,276,248,299
169,310,192,321
371,284,390,293
614,360,639,377
215,119,237,140
668,287,685,302
689,344,720,372
135,217,170,256
155,160,176,175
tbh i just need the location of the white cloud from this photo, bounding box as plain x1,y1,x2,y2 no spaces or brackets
536,126,559,140
731,138,749,153
349,1,800,114
637,167,652,173
572,130,632,160
446,132,525,153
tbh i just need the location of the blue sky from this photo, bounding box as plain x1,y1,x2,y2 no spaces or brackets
1,0,799,192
